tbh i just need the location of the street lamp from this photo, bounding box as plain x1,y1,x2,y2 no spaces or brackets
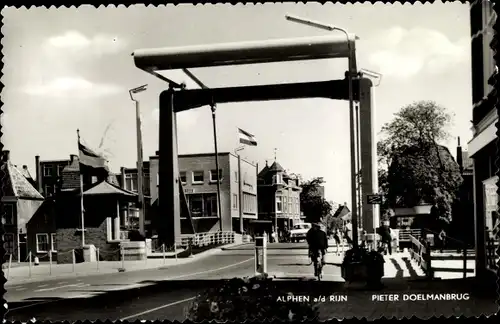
129,84,148,237
285,14,360,249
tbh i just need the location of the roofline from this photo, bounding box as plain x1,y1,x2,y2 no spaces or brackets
6,161,19,197
40,159,71,164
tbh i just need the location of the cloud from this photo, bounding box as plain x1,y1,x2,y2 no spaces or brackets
151,108,199,128
23,77,122,98
43,30,127,56
364,27,469,79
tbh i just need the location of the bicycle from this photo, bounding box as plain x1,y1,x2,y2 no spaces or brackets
309,250,324,281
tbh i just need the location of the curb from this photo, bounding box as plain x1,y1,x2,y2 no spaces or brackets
6,244,235,286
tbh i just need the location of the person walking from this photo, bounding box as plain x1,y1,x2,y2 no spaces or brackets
333,228,343,254
344,220,353,248
438,229,447,253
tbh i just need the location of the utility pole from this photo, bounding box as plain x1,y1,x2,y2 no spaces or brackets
129,84,148,237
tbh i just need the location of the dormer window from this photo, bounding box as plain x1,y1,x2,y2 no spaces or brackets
273,173,283,185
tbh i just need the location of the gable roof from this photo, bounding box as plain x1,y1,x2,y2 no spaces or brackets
268,161,285,172
1,161,44,199
84,180,137,196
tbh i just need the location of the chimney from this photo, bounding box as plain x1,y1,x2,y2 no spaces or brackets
70,154,78,163
120,167,126,189
3,150,10,162
456,137,463,174
35,155,42,192
23,165,28,170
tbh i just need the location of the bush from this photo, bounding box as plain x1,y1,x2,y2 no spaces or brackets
186,276,320,322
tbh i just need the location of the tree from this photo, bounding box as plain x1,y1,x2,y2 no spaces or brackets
377,101,463,225
299,177,332,224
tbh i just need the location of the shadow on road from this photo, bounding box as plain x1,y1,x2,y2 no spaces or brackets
6,276,498,322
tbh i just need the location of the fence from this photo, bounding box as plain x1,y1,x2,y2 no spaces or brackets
398,229,422,242
151,231,236,251
408,234,433,278
3,244,178,281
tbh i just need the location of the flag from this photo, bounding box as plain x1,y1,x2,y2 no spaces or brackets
78,142,107,170
238,128,257,146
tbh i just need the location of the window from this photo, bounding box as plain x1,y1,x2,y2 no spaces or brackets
188,194,204,217
43,165,52,177
283,197,288,213
4,233,14,254
235,171,238,182
276,196,283,213
91,176,98,184
36,233,49,253
51,233,57,252
205,194,218,217
192,171,204,184
273,173,283,185
3,204,14,225
243,193,256,214
125,173,138,192
156,173,159,187
179,171,187,184
210,169,223,182
45,185,55,197
57,164,66,176
232,194,238,209
289,202,293,214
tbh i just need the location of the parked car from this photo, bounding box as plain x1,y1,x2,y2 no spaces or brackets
290,223,312,243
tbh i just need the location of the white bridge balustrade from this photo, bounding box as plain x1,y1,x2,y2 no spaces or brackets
175,231,236,248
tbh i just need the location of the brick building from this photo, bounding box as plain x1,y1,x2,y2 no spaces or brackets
116,163,153,236
1,150,45,263
35,156,71,198
257,160,302,234
27,154,137,263
149,152,258,235
467,0,498,279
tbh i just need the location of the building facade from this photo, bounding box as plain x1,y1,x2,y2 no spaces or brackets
467,0,498,278
1,150,45,263
257,161,302,233
149,152,258,235
51,155,137,263
35,155,71,198
117,163,152,236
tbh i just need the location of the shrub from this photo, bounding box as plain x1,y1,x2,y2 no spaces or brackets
186,276,320,322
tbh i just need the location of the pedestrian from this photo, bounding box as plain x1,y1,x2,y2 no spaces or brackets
438,229,447,253
380,223,392,255
333,228,342,254
344,220,353,248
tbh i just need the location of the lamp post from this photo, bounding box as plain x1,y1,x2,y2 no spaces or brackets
235,146,245,233
285,14,359,249
129,84,148,237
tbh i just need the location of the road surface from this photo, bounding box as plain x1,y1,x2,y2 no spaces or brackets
5,242,497,321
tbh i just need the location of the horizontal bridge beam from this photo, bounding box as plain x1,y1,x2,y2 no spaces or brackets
162,78,361,112
133,34,356,71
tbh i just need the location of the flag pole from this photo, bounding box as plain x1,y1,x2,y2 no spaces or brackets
211,103,223,232
77,129,85,247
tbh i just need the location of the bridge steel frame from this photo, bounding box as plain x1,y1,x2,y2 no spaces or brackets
132,34,379,248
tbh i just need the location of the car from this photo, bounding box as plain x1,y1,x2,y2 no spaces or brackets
289,222,312,243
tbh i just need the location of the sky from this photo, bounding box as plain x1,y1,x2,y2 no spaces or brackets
1,2,473,206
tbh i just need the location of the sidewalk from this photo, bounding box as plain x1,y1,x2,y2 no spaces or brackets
5,242,242,286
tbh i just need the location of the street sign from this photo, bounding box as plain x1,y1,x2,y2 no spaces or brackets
367,194,383,204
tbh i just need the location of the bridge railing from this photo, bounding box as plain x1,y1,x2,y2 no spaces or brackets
409,234,433,278
398,229,422,242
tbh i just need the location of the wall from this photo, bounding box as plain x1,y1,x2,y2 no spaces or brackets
229,154,258,219
180,153,232,232
26,199,56,261
17,199,44,234
55,194,119,263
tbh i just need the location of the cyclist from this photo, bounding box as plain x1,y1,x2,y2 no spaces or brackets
306,220,328,275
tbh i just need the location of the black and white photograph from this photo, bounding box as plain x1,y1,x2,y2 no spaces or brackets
1,1,498,321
